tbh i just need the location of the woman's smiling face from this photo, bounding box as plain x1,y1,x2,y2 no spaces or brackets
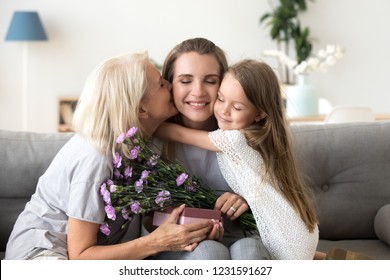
171,52,221,129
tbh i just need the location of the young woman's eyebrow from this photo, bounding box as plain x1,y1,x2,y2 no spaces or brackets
177,74,193,78
205,74,219,78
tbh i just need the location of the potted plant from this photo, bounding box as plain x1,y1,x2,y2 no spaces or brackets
260,0,344,118
260,0,313,85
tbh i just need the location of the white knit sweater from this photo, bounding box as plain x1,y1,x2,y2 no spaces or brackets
209,129,319,260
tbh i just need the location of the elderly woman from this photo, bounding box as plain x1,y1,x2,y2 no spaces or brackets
5,52,220,260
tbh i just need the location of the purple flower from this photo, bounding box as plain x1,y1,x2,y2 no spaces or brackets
113,169,123,179
141,170,149,180
147,155,160,167
176,173,188,186
135,179,143,193
155,190,171,207
184,178,196,192
126,127,138,138
185,185,196,192
130,201,141,214
116,133,126,144
124,166,133,178
105,205,116,220
100,223,111,236
102,189,111,205
121,207,130,220
99,183,107,196
106,179,114,186
113,152,122,168
130,146,140,160
109,184,117,193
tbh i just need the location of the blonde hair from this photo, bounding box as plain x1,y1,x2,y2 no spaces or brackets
228,59,318,232
72,52,149,157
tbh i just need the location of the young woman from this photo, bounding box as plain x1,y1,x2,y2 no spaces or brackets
156,59,320,259
5,52,217,260
158,38,271,260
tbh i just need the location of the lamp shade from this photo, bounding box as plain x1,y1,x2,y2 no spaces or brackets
5,11,48,41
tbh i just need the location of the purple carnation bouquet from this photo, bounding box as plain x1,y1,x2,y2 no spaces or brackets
99,127,257,236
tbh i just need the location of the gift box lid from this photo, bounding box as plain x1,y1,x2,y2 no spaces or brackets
157,206,221,219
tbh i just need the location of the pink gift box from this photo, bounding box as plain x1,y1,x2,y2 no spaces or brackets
153,207,221,226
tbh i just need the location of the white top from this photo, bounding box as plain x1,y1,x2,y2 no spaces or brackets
5,135,114,259
209,129,319,260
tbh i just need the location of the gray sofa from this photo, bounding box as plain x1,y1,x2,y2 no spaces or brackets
1,122,389,259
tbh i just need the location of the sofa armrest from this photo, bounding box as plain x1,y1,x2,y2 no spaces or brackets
374,204,390,245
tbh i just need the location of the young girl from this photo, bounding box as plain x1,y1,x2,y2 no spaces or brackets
156,59,320,260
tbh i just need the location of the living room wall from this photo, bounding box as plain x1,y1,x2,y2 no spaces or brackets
1,0,389,132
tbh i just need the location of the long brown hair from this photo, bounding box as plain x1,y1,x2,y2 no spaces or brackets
228,59,318,232
162,37,228,83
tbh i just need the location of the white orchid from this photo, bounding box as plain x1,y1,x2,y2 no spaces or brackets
263,44,345,76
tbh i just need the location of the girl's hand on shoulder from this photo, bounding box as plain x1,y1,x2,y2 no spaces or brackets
214,192,249,221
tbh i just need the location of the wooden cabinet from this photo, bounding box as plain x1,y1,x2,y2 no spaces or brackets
58,96,78,132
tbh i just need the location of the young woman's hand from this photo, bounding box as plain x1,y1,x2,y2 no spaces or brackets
206,220,224,241
214,192,249,220
150,204,212,252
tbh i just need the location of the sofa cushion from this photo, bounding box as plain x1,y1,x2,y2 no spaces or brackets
0,130,73,254
374,204,390,246
0,198,29,252
291,122,390,240
0,130,73,198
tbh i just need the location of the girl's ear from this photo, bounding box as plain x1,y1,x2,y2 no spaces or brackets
254,111,267,123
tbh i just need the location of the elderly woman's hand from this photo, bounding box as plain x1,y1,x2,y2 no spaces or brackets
214,192,249,221
150,204,212,252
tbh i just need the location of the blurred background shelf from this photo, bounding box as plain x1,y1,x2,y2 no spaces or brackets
58,96,78,132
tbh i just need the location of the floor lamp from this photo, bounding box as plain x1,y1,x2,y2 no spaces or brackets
5,11,48,131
